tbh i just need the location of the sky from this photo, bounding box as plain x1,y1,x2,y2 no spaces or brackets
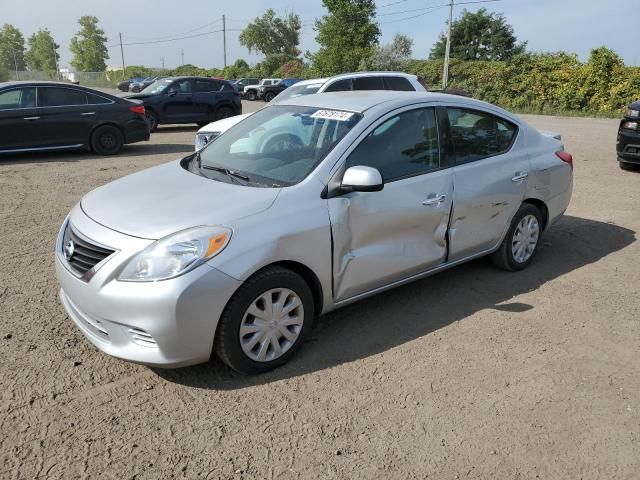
0,0,638,70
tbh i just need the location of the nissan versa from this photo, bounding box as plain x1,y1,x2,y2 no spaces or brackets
55,91,573,374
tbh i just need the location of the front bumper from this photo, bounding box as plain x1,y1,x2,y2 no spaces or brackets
55,206,242,368
617,126,640,164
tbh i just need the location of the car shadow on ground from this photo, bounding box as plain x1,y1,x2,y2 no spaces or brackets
153,215,635,390
0,143,194,164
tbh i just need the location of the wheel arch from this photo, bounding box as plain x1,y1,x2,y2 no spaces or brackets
522,197,549,229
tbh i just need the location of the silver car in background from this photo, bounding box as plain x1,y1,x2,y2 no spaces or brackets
55,91,573,374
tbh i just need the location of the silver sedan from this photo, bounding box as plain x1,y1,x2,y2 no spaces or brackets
55,91,573,374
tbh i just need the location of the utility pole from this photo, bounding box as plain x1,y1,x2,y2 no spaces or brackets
442,0,453,90
51,38,59,80
161,57,165,70
222,14,227,68
181,49,184,65
11,48,18,80
119,32,125,79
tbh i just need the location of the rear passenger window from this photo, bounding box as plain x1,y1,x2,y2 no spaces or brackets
221,83,235,92
0,87,36,110
194,80,219,92
353,77,384,90
384,76,414,91
324,79,352,92
447,108,517,164
40,87,87,107
346,108,440,181
87,93,112,104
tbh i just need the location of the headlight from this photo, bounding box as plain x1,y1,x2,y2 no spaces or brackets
622,121,638,130
626,108,639,118
118,226,231,282
195,132,220,151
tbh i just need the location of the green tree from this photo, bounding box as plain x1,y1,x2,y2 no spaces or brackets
0,63,8,82
369,33,413,71
0,24,26,71
239,9,301,58
222,58,251,79
25,29,59,73
310,0,380,76
69,16,109,71
430,8,526,61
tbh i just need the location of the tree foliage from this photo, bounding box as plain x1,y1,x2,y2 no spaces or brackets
369,33,413,71
222,59,251,79
0,24,26,71
430,8,526,61
25,29,59,73
69,16,109,72
239,9,301,58
310,0,380,76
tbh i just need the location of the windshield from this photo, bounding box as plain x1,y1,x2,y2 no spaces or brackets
141,78,173,95
275,83,323,102
197,105,361,187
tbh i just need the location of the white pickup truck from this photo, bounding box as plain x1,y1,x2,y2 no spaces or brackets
244,78,282,101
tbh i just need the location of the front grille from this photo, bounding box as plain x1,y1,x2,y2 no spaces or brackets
62,225,115,278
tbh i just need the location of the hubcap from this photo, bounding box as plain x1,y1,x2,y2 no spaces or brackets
511,214,540,263
101,133,116,148
239,288,304,362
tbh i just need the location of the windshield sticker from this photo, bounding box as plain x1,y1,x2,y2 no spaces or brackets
311,110,355,121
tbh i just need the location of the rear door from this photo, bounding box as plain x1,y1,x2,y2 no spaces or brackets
192,79,221,121
328,106,452,301
37,86,92,147
0,86,41,151
445,107,527,260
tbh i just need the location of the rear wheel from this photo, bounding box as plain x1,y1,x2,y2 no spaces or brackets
246,90,257,101
215,106,233,121
145,110,159,132
264,91,276,102
214,266,315,375
90,125,124,155
490,203,543,271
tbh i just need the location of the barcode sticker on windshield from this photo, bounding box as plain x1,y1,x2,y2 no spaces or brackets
311,110,355,121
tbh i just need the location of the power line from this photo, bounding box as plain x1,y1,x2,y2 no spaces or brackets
106,28,242,48
122,19,223,42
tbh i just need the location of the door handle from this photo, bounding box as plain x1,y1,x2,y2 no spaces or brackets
81,112,96,116
422,194,446,206
23,116,40,120
511,172,529,182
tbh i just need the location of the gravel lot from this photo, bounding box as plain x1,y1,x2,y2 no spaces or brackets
1,102,639,479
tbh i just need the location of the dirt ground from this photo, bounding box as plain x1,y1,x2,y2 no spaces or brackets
1,103,639,479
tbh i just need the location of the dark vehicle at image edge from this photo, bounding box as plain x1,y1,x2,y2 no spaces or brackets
259,78,302,102
0,81,149,155
127,76,242,132
617,100,640,170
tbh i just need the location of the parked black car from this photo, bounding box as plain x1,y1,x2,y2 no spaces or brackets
126,77,241,132
617,100,640,170
117,77,145,92
258,78,303,102
0,81,149,155
130,76,162,93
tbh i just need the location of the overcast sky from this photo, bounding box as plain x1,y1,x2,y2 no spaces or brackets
1,0,637,70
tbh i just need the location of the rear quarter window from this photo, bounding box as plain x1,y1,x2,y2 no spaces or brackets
353,77,385,90
384,76,415,91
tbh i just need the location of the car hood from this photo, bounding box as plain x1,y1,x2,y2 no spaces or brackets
198,113,252,134
81,160,280,239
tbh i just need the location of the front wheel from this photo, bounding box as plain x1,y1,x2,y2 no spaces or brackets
145,110,159,132
490,203,543,271
214,266,315,374
246,90,257,101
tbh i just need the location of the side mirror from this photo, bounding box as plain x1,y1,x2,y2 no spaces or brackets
341,166,384,193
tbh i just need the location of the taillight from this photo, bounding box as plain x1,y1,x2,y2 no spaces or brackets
129,105,145,115
555,150,573,171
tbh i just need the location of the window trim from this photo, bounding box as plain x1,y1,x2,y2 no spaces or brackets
444,106,519,166
37,86,115,109
0,86,38,111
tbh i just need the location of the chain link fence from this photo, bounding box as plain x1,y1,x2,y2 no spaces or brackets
8,70,120,89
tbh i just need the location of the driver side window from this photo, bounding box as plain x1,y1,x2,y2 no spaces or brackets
345,107,440,182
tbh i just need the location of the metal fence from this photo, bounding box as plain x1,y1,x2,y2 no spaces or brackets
9,70,118,88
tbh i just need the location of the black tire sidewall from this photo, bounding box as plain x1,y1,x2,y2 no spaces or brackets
503,204,543,271
145,110,158,132
246,90,256,101
215,107,233,121
264,92,275,102
215,267,315,374
91,125,123,155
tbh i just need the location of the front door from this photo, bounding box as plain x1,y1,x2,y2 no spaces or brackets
445,107,529,260
0,86,42,151
328,106,453,302
163,79,195,122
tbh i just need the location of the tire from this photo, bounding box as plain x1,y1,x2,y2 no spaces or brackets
264,91,276,102
145,110,159,132
490,203,543,271
246,90,257,101
90,125,124,155
214,266,315,375
215,106,233,121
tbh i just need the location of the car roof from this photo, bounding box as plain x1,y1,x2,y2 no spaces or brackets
274,90,522,123
328,71,418,81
